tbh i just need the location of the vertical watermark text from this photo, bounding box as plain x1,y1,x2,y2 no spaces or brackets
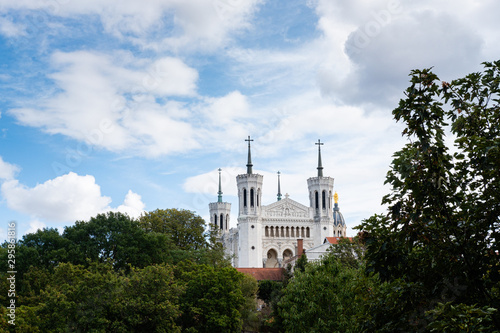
6,221,17,326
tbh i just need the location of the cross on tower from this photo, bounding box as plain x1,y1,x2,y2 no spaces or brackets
316,139,324,177
217,168,223,203
245,136,254,174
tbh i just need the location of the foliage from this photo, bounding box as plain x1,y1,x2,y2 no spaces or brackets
139,208,208,251
278,251,377,333
356,61,500,330
177,263,247,332
427,302,499,333
258,280,282,306
63,211,171,270
11,262,183,332
240,273,260,332
328,236,365,269
294,253,308,273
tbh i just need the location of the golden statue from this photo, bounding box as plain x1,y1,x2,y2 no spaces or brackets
334,192,339,204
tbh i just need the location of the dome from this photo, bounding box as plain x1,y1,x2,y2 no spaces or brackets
333,202,345,227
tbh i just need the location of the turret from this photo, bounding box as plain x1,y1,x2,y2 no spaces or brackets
209,168,231,233
307,140,335,245
333,192,347,237
236,136,264,267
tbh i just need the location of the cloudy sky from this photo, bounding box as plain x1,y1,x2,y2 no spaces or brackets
0,0,498,239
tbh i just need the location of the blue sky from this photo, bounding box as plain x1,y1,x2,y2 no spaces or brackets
1,0,499,240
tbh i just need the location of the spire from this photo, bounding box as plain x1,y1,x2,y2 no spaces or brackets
245,136,254,174
315,139,324,177
217,168,223,203
277,171,282,201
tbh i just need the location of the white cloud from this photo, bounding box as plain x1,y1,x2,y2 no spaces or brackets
0,0,262,51
8,50,201,156
115,190,146,219
26,219,47,234
0,17,25,37
0,157,20,181
312,0,498,107
0,172,146,223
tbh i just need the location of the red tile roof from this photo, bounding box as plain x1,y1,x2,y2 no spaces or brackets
237,268,285,281
324,236,353,244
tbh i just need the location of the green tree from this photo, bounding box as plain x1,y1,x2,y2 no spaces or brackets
239,273,260,332
278,251,377,332
357,61,500,330
63,211,170,269
31,262,123,332
114,264,183,332
139,208,207,251
0,228,69,286
328,236,365,269
16,262,183,332
294,253,308,273
178,263,246,332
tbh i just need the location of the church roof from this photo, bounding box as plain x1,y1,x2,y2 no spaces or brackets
236,268,285,281
324,236,353,244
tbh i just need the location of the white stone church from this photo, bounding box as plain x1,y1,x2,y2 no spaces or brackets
209,137,347,268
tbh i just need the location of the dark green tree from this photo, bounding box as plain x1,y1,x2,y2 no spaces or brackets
357,61,500,330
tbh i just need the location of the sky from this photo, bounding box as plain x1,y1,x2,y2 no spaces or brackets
0,0,499,240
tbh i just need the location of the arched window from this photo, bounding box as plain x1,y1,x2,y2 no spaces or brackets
301,227,305,238
265,226,269,237
281,226,285,237
220,214,224,230
266,249,278,268
291,227,295,238
270,226,274,237
322,190,326,209
226,214,229,230
250,188,255,207
257,189,260,207
286,226,290,237
214,214,217,226
243,188,247,207
315,191,319,209
283,249,293,261
306,227,310,238
329,191,332,209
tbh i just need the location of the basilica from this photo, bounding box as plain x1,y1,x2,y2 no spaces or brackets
209,137,347,268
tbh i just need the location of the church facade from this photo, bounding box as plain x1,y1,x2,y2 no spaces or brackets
209,137,347,268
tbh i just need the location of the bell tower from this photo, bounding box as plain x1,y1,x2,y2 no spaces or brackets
209,168,231,233
236,136,264,267
307,140,335,245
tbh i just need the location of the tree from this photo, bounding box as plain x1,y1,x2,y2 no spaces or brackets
357,61,500,329
0,228,69,285
139,209,208,251
327,236,365,269
239,273,259,332
63,211,170,270
114,264,183,332
15,262,184,332
178,263,246,332
278,251,377,332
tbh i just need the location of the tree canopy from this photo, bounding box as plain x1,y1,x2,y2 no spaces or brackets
357,60,500,330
